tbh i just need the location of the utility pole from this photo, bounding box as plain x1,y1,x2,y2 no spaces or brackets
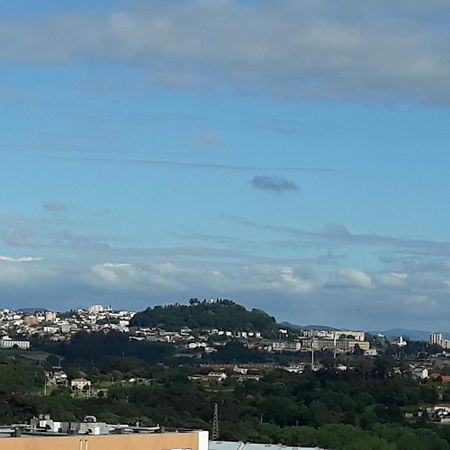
311,331,315,370
212,403,219,440
333,332,337,361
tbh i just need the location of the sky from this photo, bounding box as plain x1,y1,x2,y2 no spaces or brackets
1,0,450,330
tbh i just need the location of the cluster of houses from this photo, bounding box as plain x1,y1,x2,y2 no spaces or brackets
0,305,135,347
268,329,375,355
406,404,450,423
426,405,450,423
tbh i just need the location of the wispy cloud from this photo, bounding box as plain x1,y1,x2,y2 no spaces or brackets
0,211,130,252
3,231,39,247
228,215,450,255
57,156,335,173
250,175,298,193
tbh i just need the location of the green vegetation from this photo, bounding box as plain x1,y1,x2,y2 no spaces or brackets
129,299,277,332
32,331,175,365
0,349,450,450
31,331,314,370
0,359,45,394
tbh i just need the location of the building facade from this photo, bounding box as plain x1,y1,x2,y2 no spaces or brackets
0,431,208,450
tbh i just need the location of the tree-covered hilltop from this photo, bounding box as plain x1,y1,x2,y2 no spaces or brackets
129,299,277,332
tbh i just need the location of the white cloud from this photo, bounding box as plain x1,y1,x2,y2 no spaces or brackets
329,267,373,288
88,260,317,295
0,255,42,262
375,271,408,287
89,262,186,291
102,262,132,268
237,265,316,294
91,263,123,284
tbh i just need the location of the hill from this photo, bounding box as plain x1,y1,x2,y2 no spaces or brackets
129,299,277,332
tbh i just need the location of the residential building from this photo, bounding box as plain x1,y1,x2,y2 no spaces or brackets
430,332,444,346
0,336,30,350
71,378,91,393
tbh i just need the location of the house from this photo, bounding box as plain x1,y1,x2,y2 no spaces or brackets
190,372,228,383
412,367,429,379
47,370,69,387
71,378,91,394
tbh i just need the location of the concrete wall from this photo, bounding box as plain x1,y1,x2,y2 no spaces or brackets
0,431,205,450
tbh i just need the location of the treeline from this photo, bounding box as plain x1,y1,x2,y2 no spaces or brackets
32,331,175,368
129,300,277,332
247,423,449,450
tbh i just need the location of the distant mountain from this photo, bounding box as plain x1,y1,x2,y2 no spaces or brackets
302,324,338,331
280,321,337,331
279,321,302,330
282,324,443,341
371,328,433,341
18,307,49,313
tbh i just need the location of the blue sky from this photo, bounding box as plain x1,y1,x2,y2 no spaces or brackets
2,0,450,330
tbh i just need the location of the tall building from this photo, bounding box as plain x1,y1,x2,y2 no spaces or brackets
430,332,444,346
88,304,104,315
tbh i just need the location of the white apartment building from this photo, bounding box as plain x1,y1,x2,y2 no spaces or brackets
0,336,30,349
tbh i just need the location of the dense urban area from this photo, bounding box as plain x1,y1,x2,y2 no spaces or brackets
0,299,449,449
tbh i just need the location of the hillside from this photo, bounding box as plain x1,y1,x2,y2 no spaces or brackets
129,299,277,332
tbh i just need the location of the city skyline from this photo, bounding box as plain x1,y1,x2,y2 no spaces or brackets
1,1,450,329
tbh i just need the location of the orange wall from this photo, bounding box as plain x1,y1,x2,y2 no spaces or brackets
0,431,200,450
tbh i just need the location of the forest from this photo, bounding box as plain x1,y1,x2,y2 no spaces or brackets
1,343,450,450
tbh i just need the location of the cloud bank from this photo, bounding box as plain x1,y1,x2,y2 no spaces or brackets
1,1,450,104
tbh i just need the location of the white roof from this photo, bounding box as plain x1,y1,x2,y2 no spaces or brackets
210,441,327,450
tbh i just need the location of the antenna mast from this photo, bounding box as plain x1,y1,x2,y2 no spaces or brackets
212,403,219,440
333,332,337,361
